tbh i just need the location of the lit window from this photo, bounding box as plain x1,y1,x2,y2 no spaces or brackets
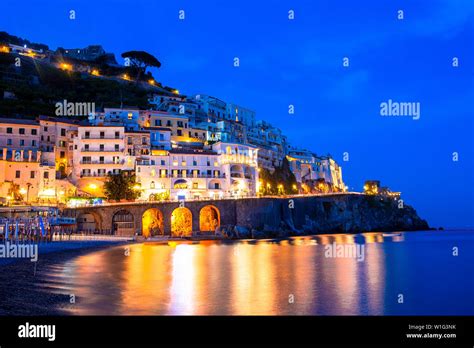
150,181,155,189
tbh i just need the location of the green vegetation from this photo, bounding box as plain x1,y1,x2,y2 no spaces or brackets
0,55,153,117
259,158,298,195
121,50,161,82
103,172,141,201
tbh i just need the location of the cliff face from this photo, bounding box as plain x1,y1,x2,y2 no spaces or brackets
292,194,429,234
224,194,429,238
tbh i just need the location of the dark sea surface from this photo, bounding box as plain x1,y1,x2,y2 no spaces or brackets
11,230,474,315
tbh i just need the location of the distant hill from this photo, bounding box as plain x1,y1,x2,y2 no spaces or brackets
0,32,175,118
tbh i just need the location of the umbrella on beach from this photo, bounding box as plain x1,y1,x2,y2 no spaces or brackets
39,216,46,237
4,220,9,240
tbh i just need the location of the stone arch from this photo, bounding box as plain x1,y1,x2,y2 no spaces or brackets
208,179,221,190
77,211,102,232
171,207,192,237
230,164,244,178
112,209,135,236
199,205,220,233
142,208,164,238
173,179,188,189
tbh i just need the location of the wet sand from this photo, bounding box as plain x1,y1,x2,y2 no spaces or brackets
0,241,130,315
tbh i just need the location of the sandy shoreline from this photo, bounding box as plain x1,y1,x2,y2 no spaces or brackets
0,241,131,315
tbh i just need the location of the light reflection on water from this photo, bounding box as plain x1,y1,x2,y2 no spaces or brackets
40,231,474,315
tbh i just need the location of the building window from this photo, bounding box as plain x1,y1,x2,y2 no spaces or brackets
214,183,220,189
6,127,12,134
177,130,182,136
44,172,49,179
193,160,197,166
85,131,90,139
19,140,24,146
127,137,132,145
115,131,120,139
44,126,48,132
61,129,66,136
193,182,198,189
19,128,25,135
159,134,164,141
30,171,35,179
60,151,65,159
181,160,186,166
114,144,119,151
128,112,133,120
150,181,155,189
7,139,12,146
141,137,147,145
100,131,105,139
166,120,172,127
84,144,89,151
100,144,104,151
32,140,36,146
15,170,20,178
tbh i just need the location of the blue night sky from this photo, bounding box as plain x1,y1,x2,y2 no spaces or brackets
1,0,473,228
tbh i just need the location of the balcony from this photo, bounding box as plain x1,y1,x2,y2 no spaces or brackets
83,136,123,140
80,160,125,165
80,172,108,178
81,148,124,153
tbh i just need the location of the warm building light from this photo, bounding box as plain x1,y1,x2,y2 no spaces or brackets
19,188,27,195
60,63,72,71
149,79,155,85
173,89,179,95
0,46,10,53
91,69,100,76
122,74,130,80
133,184,141,190
88,184,97,190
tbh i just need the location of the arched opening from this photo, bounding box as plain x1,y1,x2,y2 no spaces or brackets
58,163,66,178
199,205,220,233
142,208,164,238
77,212,102,232
230,164,244,178
112,209,135,236
173,179,188,189
171,207,192,237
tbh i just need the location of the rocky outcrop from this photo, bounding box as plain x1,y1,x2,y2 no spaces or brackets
228,194,429,239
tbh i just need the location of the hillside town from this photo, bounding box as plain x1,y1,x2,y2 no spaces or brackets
0,39,346,207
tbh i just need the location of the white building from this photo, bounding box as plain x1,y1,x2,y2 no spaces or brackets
135,142,259,201
71,125,126,195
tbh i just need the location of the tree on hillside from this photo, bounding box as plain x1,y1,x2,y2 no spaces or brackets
121,50,161,82
103,172,141,201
